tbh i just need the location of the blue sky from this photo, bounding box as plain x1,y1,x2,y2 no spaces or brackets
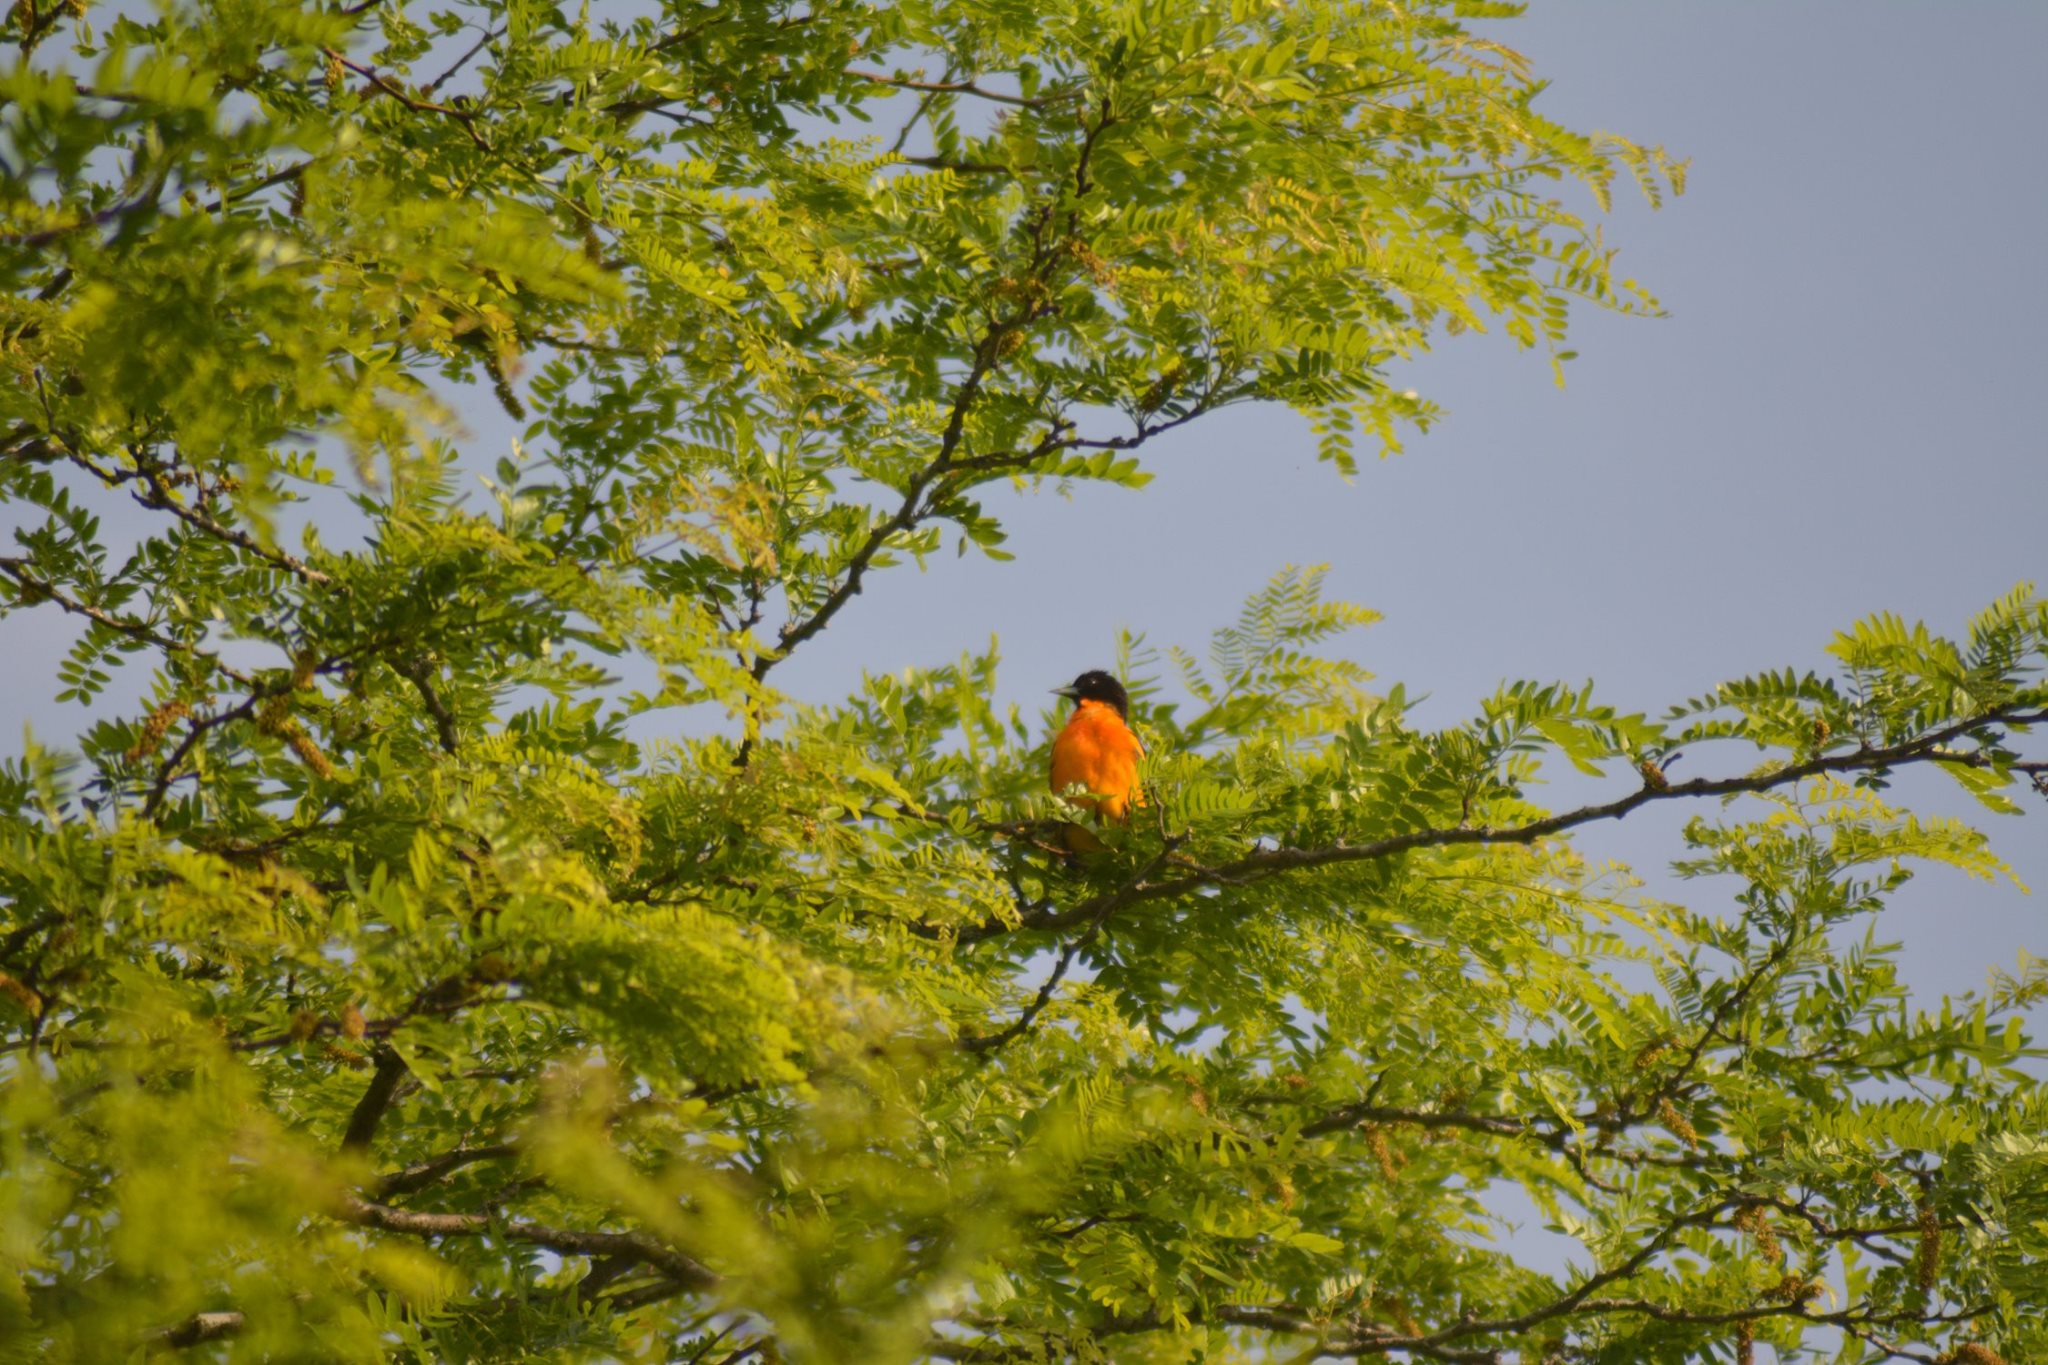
8,4,2044,1004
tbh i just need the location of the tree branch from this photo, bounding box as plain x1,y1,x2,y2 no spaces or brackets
959,703,2048,943
752,344,1001,684
593,1271,706,1314
962,832,1187,1055
743,105,1126,711
392,655,460,754
2,175,165,248
844,68,1066,109
1298,1101,1531,1141
341,1044,411,1152
133,460,334,587
323,49,494,152
142,693,263,819
422,24,503,95
898,155,1015,176
337,1195,719,1291
0,556,252,686
1323,1278,1992,1356
229,967,494,1052
376,1140,519,1198
154,1310,245,1349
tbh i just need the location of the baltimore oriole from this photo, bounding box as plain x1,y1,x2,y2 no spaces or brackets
1050,670,1144,848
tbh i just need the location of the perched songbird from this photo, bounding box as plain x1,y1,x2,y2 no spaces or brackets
1050,670,1145,848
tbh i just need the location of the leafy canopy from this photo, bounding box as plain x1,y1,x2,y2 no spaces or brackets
3,1,2044,1362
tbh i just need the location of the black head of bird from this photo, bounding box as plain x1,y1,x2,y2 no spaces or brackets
1052,670,1130,720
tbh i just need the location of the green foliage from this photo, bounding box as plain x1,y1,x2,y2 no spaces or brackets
4,1,2044,1362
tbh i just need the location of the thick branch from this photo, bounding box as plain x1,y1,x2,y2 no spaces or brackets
337,1195,719,1291
341,1045,411,1152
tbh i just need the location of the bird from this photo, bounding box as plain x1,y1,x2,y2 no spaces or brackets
1049,669,1144,849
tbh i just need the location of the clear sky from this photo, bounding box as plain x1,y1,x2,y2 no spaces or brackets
7,4,2044,1004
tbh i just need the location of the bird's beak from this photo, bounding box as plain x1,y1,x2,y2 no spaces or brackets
1051,685,1079,700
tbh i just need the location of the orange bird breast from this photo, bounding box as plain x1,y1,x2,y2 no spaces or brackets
1050,699,1145,823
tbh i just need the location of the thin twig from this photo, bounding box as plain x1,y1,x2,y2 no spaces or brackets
392,656,460,753
961,835,1185,1055
422,25,502,95
142,694,263,820
845,68,1063,109
134,460,334,587
0,557,225,666
376,1141,519,1198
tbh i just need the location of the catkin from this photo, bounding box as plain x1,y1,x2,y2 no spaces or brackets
124,701,190,763
1771,1274,1818,1304
283,722,337,779
1378,1297,1421,1338
1753,1213,1782,1266
258,697,336,779
1657,1096,1699,1147
1065,237,1115,285
1915,1199,1941,1291
1732,1204,1781,1264
1364,1124,1401,1181
0,971,44,1018
1943,1345,2008,1365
